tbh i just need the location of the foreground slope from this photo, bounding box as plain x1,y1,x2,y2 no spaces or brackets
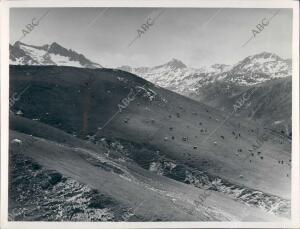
9,115,287,221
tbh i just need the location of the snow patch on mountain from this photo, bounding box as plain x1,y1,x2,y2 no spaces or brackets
10,41,102,69
119,59,230,95
224,52,291,86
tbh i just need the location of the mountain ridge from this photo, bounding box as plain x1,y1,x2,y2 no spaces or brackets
10,41,103,69
118,51,291,90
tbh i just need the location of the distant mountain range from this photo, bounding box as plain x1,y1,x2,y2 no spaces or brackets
118,52,291,96
118,59,230,95
9,42,291,94
10,41,103,69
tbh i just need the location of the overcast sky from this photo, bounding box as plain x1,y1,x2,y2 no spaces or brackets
10,8,293,68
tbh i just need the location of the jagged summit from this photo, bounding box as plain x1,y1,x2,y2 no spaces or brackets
251,52,283,60
165,58,187,69
154,58,187,70
10,41,102,68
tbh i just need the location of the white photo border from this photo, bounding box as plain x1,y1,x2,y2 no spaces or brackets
1,0,299,228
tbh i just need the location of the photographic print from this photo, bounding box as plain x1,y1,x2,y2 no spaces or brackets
1,0,299,228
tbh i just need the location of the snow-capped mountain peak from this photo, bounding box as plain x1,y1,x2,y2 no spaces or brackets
10,41,102,69
118,59,219,94
226,52,291,85
14,41,50,51
157,58,187,70
250,52,283,61
117,52,291,97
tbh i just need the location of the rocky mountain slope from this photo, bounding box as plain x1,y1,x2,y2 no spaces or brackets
119,52,291,96
10,41,102,69
119,59,230,95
